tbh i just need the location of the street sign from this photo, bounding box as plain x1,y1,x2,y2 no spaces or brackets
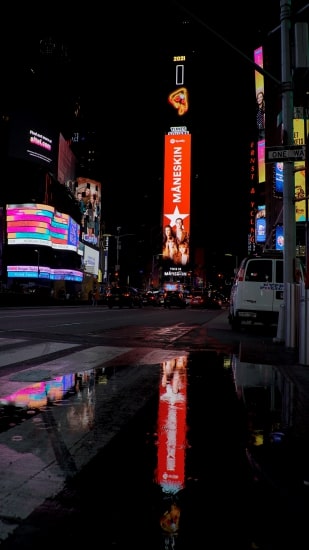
266,145,306,162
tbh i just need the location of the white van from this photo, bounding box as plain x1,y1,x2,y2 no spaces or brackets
228,250,305,330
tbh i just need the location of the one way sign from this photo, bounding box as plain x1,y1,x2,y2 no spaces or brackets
266,145,306,162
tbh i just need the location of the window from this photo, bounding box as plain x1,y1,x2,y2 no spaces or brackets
245,259,273,282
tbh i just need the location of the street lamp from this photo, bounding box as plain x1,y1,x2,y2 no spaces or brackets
115,227,121,272
34,249,40,280
114,229,135,281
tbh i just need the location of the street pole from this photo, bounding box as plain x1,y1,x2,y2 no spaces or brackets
115,227,121,272
281,0,297,347
113,229,135,281
151,255,155,288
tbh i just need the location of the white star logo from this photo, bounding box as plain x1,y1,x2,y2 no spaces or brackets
164,206,190,228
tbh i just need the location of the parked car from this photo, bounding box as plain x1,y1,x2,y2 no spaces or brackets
106,286,143,309
190,290,222,309
153,290,165,306
190,290,207,308
163,290,186,309
141,291,162,307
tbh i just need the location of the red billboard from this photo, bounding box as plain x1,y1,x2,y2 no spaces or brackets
162,133,191,274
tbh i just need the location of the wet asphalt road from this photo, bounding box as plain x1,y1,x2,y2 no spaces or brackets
0,306,308,549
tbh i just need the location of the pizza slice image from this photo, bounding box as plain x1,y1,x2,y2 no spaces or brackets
168,87,189,116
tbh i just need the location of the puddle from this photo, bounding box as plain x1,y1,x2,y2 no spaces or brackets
1,351,308,548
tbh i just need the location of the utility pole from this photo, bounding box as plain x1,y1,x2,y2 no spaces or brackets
281,0,297,347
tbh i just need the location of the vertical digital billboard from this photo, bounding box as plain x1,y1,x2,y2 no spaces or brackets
293,117,306,222
274,116,307,219
162,54,191,280
254,46,265,141
254,47,266,185
257,139,265,184
255,205,266,244
75,177,102,248
162,133,191,275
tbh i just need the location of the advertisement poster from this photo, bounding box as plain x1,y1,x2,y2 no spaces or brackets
162,133,191,274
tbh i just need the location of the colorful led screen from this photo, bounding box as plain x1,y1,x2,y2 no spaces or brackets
254,46,265,141
274,162,284,195
257,139,265,183
276,226,284,250
7,204,80,252
256,206,266,243
294,118,306,221
7,266,83,281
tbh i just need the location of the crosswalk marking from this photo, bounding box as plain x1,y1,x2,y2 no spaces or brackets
0,341,79,367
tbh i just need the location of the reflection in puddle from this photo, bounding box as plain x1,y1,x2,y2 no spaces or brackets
0,368,114,433
231,355,309,488
155,355,188,547
1,374,75,410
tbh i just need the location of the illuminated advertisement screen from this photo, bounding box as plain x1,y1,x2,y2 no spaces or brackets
7,204,80,252
254,46,265,141
277,118,308,218
257,139,265,183
7,266,83,281
294,118,306,221
274,162,284,195
256,206,266,243
8,110,57,169
276,226,284,250
75,177,102,249
162,133,191,274
83,244,99,275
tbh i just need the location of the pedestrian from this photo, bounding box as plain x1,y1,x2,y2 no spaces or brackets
92,286,100,306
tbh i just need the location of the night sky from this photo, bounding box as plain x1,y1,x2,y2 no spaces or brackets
2,1,308,263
